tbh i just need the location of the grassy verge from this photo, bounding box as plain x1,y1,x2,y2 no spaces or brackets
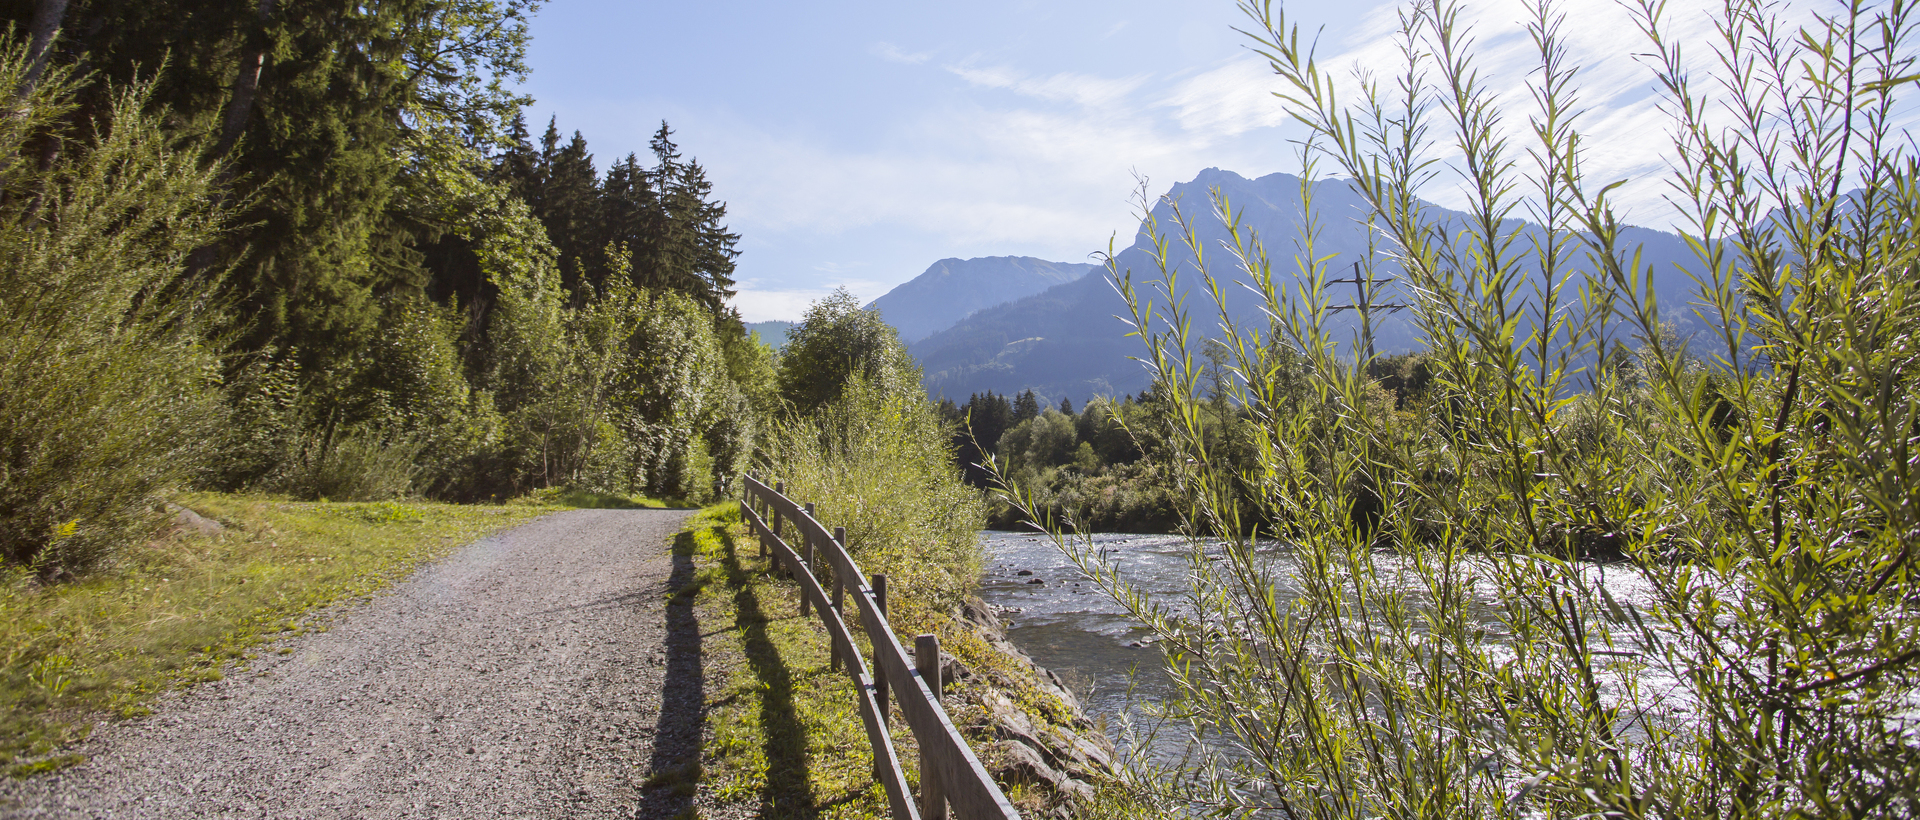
0,493,556,776
679,502,899,819
682,502,1139,818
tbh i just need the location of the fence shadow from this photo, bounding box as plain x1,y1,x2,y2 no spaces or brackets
713,524,824,819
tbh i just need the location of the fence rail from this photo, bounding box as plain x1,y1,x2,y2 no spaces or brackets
741,474,1020,820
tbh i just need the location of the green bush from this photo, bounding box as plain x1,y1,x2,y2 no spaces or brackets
777,287,920,415
0,45,228,575
763,374,985,616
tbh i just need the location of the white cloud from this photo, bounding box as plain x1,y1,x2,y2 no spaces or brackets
1162,58,1291,137
945,63,1150,108
1298,0,1861,227
871,41,931,65
729,288,834,323
701,0,1895,312
731,277,896,322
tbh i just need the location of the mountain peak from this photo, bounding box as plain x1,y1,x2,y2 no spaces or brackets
865,256,1101,343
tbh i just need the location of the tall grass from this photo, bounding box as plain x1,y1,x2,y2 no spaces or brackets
1026,0,1920,815
0,40,229,575
760,375,985,620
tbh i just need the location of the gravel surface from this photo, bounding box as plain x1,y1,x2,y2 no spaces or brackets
0,508,706,820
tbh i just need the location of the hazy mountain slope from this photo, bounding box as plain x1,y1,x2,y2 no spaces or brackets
866,256,1098,342
745,321,793,349
911,168,1704,406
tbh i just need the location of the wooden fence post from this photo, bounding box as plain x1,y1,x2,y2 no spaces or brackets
753,484,766,559
800,502,816,616
917,633,947,820
771,481,785,573
873,573,889,728
831,526,847,669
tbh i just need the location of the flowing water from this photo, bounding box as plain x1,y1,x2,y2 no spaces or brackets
978,529,1679,766
977,531,1201,762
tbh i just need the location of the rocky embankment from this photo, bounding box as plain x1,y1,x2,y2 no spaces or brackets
936,597,1115,817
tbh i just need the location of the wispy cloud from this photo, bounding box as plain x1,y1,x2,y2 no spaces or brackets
871,41,932,64
706,0,1879,322
945,63,1150,108
1162,58,1290,137
1301,0,1847,225
730,288,838,323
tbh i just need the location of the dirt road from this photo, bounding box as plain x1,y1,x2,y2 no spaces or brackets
0,508,704,819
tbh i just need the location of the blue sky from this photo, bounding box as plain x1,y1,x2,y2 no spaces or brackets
516,0,1836,322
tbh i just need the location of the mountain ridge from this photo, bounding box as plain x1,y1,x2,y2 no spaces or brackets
909,168,1704,406
865,255,1098,343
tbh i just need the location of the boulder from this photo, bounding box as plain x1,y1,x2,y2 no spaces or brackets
170,505,225,537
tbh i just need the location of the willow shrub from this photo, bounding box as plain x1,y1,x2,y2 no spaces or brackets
0,45,228,575
762,374,986,622
1024,0,1920,816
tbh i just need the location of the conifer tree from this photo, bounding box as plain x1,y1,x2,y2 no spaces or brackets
532,119,600,296
643,122,739,311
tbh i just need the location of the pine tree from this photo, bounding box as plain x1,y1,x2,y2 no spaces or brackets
1013,390,1040,425
594,152,659,292
643,122,739,311
532,119,600,297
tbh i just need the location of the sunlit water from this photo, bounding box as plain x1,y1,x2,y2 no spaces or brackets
978,530,1687,768
978,531,1204,763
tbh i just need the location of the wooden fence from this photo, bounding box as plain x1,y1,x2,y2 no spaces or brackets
740,474,1021,820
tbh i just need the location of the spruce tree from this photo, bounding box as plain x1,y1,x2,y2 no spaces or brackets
1013,390,1040,425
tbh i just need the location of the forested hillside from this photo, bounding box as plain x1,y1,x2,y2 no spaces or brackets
0,1,779,575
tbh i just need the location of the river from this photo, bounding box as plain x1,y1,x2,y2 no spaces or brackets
977,529,1684,767
978,530,1195,763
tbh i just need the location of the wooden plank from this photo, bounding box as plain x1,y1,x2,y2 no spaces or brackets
853,668,921,820
853,588,1021,819
765,531,868,676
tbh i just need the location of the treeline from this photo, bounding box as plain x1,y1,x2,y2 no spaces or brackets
0,3,778,576
947,350,1436,534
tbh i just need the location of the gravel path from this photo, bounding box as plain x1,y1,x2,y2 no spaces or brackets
0,508,705,820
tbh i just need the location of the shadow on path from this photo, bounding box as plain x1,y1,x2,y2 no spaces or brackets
637,531,706,818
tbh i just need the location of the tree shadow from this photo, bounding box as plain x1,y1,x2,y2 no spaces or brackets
636,530,707,819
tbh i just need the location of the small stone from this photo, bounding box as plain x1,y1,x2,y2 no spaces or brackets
1025,578,1044,585
1015,569,1034,576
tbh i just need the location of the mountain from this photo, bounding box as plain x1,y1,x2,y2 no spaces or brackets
910,168,1703,407
745,321,794,350
866,256,1099,343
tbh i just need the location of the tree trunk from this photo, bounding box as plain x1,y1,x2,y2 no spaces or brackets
214,0,278,158
17,0,71,99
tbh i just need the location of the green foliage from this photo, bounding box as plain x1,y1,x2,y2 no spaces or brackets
0,44,228,575
1027,0,1920,815
763,375,985,615
0,2,771,573
778,288,921,415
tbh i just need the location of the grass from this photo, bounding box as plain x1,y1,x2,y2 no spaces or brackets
683,502,1135,818
680,502,898,819
0,492,555,777
509,485,681,510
